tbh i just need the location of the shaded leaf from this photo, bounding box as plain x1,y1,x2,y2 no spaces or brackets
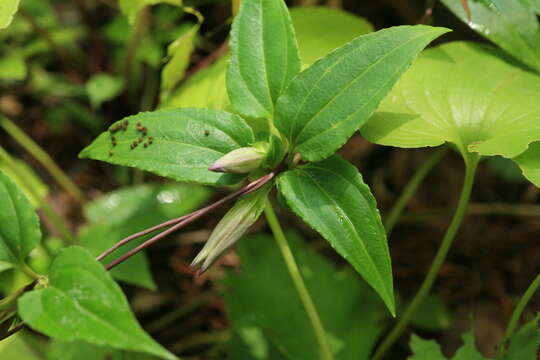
47,340,160,360
119,0,182,24
452,333,488,360
409,295,453,331
227,0,301,118
277,155,394,314
223,232,390,359
79,108,254,186
362,42,540,164
86,74,125,109
442,0,540,72
275,25,450,162
18,247,176,360
504,315,540,360
513,142,540,187
80,182,210,289
408,335,445,360
0,332,41,359
0,170,41,267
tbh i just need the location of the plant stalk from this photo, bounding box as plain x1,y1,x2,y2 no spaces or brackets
264,201,334,360
0,116,87,205
372,155,479,360
385,146,448,236
497,272,540,358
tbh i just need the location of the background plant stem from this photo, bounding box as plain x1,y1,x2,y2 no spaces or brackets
264,201,334,360
385,146,448,236
0,116,87,205
497,272,540,358
372,154,479,360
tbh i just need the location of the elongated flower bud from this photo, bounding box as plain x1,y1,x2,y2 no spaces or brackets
192,184,271,272
208,146,266,174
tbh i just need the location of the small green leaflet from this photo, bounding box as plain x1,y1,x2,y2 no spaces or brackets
119,0,182,24
277,155,395,315
79,108,254,186
274,25,450,162
227,0,301,118
18,247,177,360
0,170,41,268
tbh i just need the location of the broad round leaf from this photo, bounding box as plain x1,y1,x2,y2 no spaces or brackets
275,25,450,162
227,0,301,118
0,0,20,29
277,155,395,315
362,41,540,176
18,246,176,360
79,108,254,186
0,170,41,267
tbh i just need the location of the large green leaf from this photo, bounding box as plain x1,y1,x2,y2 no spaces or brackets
223,232,390,359
0,170,41,268
275,25,449,162
18,247,176,360
362,41,540,178
442,0,540,72
291,7,373,67
277,155,394,314
0,0,20,29
227,0,301,118
79,108,254,186
80,182,210,289
47,340,159,360
162,8,374,112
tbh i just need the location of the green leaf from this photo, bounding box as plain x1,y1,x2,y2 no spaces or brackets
504,315,540,360
290,7,373,67
162,8,374,112
277,155,395,315
362,42,540,163
80,182,211,289
47,340,160,360
160,9,202,98
0,332,41,359
275,25,450,162
452,333,488,360
119,0,182,24
223,232,391,359
408,335,445,360
442,0,540,72
227,0,301,118
79,108,254,186
409,295,453,331
0,170,41,267
0,52,26,80
0,0,20,29
86,74,125,109
513,142,540,187
18,246,176,360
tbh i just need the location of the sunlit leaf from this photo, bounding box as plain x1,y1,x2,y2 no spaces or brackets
0,0,20,29
0,52,26,80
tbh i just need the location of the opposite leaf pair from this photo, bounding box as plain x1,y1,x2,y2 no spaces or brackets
81,0,450,316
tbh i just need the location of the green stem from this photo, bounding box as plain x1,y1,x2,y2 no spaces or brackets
264,201,334,360
372,155,479,360
385,147,448,236
0,116,87,205
497,272,540,358
0,146,76,243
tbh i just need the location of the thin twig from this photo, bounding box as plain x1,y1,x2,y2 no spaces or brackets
102,173,275,270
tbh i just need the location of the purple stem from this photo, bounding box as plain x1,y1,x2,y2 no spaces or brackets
103,172,275,270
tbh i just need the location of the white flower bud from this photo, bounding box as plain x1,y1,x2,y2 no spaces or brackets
192,184,271,272
208,146,266,174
